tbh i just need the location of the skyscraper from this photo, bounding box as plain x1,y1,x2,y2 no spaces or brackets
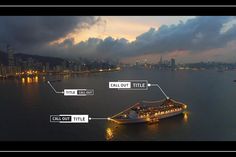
7,45,15,75
7,45,15,67
171,58,176,70
0,63,2,76
159,56,163,65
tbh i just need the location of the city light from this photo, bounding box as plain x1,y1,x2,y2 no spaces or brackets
25,70,38,76
15,70,39,77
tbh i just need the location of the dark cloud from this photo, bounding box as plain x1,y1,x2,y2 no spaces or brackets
52,37,130,59
1,16,236,62
133,16,236,53
0,16,100,52
54,16,236,60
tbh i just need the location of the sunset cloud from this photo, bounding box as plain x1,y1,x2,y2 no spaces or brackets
0,16,236,63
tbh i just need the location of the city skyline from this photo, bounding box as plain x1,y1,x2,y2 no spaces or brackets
1,16,236,63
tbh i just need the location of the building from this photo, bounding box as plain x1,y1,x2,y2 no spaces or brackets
62,60,67,71
0,64,3,76
46,63,50,72
159,56,163,65
7,45,15,67
0,64,7,77
171,58,176,70
7,45,16,76
55,65,62,72
27,57,34,70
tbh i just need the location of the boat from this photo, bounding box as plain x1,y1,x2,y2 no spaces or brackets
109,98,187,124
234,80,236,82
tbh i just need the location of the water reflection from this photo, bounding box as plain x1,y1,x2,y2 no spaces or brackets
20,77,40,107
27,77,32,84
105,122,123,141
18,72,95,84
106,128,114,141
63,74,70,80
147,122,158,132
21,78,25,84
21,76,39,84
183,112,189,123
34,76,39,83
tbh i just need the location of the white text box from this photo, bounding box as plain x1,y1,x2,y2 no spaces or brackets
109,82,131,89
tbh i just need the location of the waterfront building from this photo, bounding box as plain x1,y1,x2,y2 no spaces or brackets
171,58,176,70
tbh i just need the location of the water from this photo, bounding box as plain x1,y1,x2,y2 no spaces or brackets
0,69,236,141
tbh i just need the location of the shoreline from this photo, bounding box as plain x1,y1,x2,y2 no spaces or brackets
0,68,121,80
1,68,236,80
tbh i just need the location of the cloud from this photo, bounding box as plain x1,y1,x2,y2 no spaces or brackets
0,16,101,52
133,16,236,53
1,16,236,63
51,37,130,59
53,16,236,61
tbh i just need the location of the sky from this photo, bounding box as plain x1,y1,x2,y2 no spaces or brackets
56,16,193,43
1,16,236,64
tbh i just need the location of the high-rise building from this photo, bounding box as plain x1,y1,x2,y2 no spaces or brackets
0,64,7,77
7,45,15,67
171,58,176,70
144,59,148,68
55,65,62,72
159,56,163,65
27,57,34,69
62,60,67,71
144,59,147,64
46,63,50,72
7,45,16,75
0,64,2,76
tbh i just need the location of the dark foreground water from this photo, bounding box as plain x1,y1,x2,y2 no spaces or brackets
0,69,236,141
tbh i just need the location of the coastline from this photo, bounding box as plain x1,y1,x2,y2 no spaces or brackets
0,68,121,80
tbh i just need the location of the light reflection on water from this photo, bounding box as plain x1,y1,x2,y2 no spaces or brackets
183,112,189,123
106,128,114,141
21,76,39,84
105,113,189,141
0,69,235,141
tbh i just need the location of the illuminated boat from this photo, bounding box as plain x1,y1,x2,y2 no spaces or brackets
109,98,187,124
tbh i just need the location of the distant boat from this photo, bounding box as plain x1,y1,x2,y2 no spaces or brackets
234,80,236,82
109,98,187,124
